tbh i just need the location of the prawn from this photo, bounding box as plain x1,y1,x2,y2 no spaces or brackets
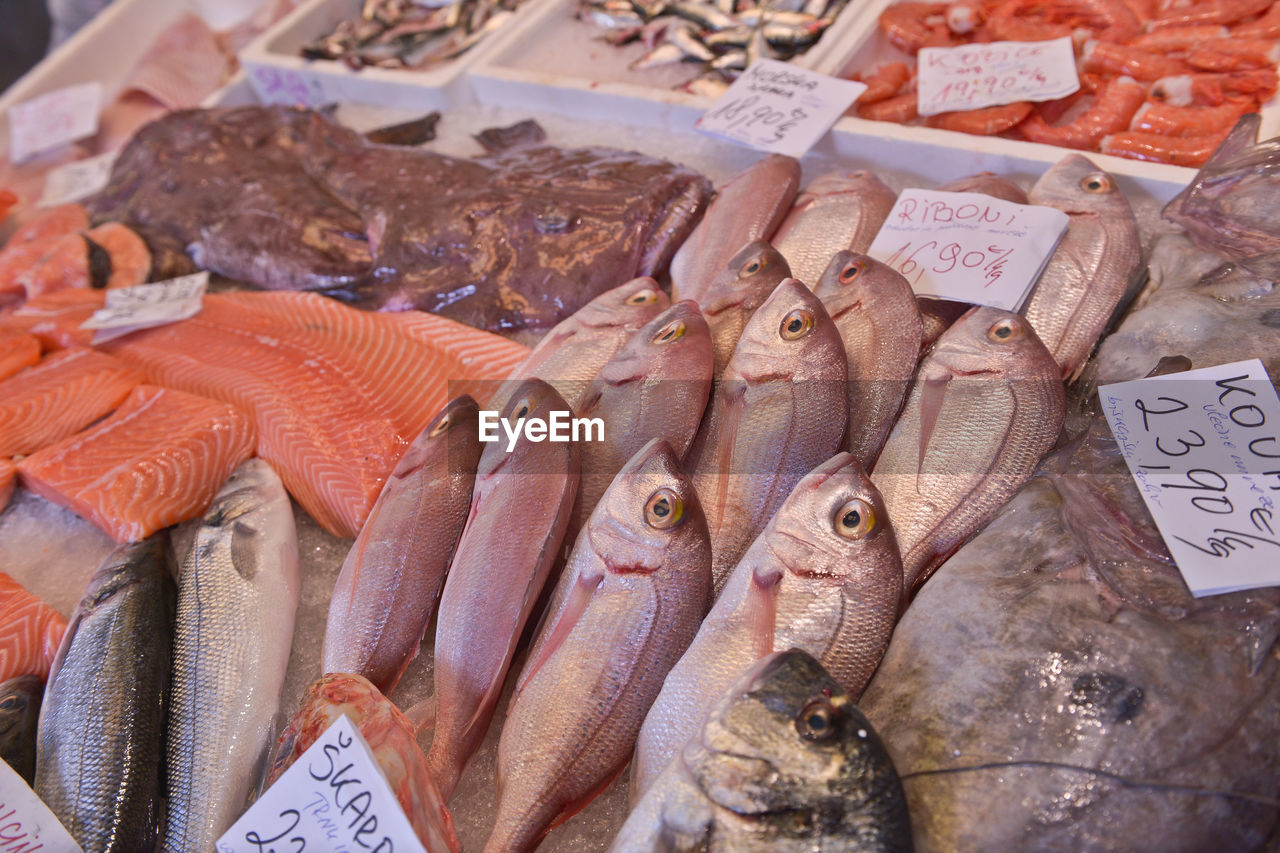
1233,1,1280,37
858,91,920,123
1185,39,1280,73
855,62,912,105
985,0,1140,43
1017,76,1146,148
1149,0,1272,29
1082,40,1188,80
879,2,953,53
926,101,1033,135
1129,98,1255,136
1100,126,1235,166
1129,25,1228,53
1152,69,1278,106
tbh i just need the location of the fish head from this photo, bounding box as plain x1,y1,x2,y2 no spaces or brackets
931,307,1058,381
593,300,712,388
586,438,710,577
198,458,294,582
814,251,908,319
729,278,846,382
0,676,41,738
701,241,791,317
1030,154,1129,218
573,277,668,331
477,377,573,476
397,395,482,477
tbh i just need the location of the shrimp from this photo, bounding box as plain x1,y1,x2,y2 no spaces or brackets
858,91,920,123
1082,40,1188,80
1129,25,1228,53
926,101,1033,135
985,0,1140,43
1233,1,1280,37
1153,69,1278,106
0,190,16,224
1185,39,1280,73
856,62,912,105
879,2,953,53
1100,127,1235,166
1129,98,1255,136
945,0,985,34
1149,0,1272,28
1017,76,1146,148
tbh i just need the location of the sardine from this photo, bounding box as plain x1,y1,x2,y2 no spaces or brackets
703,25,752,47
689,278,848,594
164,459,300,852
669,154,801,304
699,241,792,377
35,536,174,853
632,452,902,797
428,379,580,799
669,21,716,60
871,307,1065,594
0,676,41,784
709,50,747,71
773,170,899,287
669,0,739,30
570,302,713,541
487,440,712,852
815,251,924,469
631,41,689,69
323,397,482,693
1022,154,1142,381
616,649,914,852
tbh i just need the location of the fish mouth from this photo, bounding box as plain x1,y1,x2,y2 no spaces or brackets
828,299,865,321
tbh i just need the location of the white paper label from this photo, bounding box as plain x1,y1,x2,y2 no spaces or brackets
695,59,866,158
0,759,84,852
7,83,103,164
248,65,329,109
39,152,117,208
1100,359,1280,597
81,272,209,344
866,188,1068,310
916,37,1079,116
216,715,426,853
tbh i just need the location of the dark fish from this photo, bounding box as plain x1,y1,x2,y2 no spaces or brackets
364,112,441,145
0,676,41,784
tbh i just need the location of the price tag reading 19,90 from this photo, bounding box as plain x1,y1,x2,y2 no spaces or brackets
695,59,866,158
916,37,1079,116
866,188,1068,310
1100,359,1280,598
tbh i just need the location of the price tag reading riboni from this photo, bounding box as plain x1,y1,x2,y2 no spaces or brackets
40,152,117,207
7,82,104,164
216,715,426,853
916,37,1079,116
867,188,1068,310
1100,359,1280,597
81,272,209,344
0,757,84,852
695,60,866,158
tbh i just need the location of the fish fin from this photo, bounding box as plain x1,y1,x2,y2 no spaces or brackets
401,694,437,735
516,569,604,697
746,563,783,660
1202,113,1260,170
545,759,629,836
712,384,747,534
917,374,952,478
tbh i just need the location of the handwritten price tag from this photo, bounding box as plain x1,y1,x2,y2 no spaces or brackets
7,83,103,164
1101,359,1280,597
695,59,866,158
247,66,329,108
216,715,425,853
0,758,83,852
81,272,208,343
867,188,1068,310
917,37,1079,116
39,152,117,207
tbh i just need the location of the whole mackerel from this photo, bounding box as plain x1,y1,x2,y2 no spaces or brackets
487,440,712,852
35,536,175,853
871,308,1065,595
632,453,902,798
323,396,482,693
697,241,792,377
773,170,898,287
163,460,300,853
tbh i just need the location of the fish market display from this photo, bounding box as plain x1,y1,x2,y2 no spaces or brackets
90,107,712,332
164,459,300,853
0,676,42,784
815,251,924,469
688,278,847,592
669,154,800,304
489,440,711,852
429,379,580,799
633,452,901,797
772,170,898,287
323,397,482,693
1022,155,1143,380
616,649,913,852
0,329,40,381
697,241,792,377
871,307,1065,594
0,573,66,684
35,536,175,853
301,0,530,70
269,673,460,852
0,348,142,457
18,385,256,543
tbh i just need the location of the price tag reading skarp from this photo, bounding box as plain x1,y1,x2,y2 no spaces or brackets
216,715,425,853
0,758,83,852
696,59,866,158
1101,359,1280,598
40,152,117,207
867,188,1068,310
917,37,1079,116
7,82,103,164
81,272,209,344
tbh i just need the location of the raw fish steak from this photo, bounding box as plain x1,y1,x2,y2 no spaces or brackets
0,572,66,683
0,330,40,380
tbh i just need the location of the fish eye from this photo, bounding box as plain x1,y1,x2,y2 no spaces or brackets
645,487,685,529
1081,173,1112,193
427,413,452,438
838,260,864,284
652,319,687,343
626,289,659,306
779,308,815,340
740,257,765,277
986,317,1023,343
834,498,875,539
0,697,15,710
795,698,841,742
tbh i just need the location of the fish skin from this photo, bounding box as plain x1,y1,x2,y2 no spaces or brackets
632,452,901,798
35,536,175,853
697,240,792,378
815,251,924,469
1022,154,1142,381
0,460,12,513
568,302,713,542
916,297,969,350
935,172,1029,204
0,676,42,784
269,673,460,852
688,278,848,594
323,396,482,693
615,650,914,853
871,307,1065,595
487,439,712,853
163,459,300,853
773,170,898,288
428,379,580,800
670,154,801,304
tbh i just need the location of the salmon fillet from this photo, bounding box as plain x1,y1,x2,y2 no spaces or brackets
17,384,256,542
0,571,67,682
0,329,40,380
0,288,103,349
0,348,143,457
0,458,14,512
86,223,152,289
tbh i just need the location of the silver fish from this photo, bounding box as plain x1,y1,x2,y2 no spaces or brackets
773,170,899,287
699,240,792,378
